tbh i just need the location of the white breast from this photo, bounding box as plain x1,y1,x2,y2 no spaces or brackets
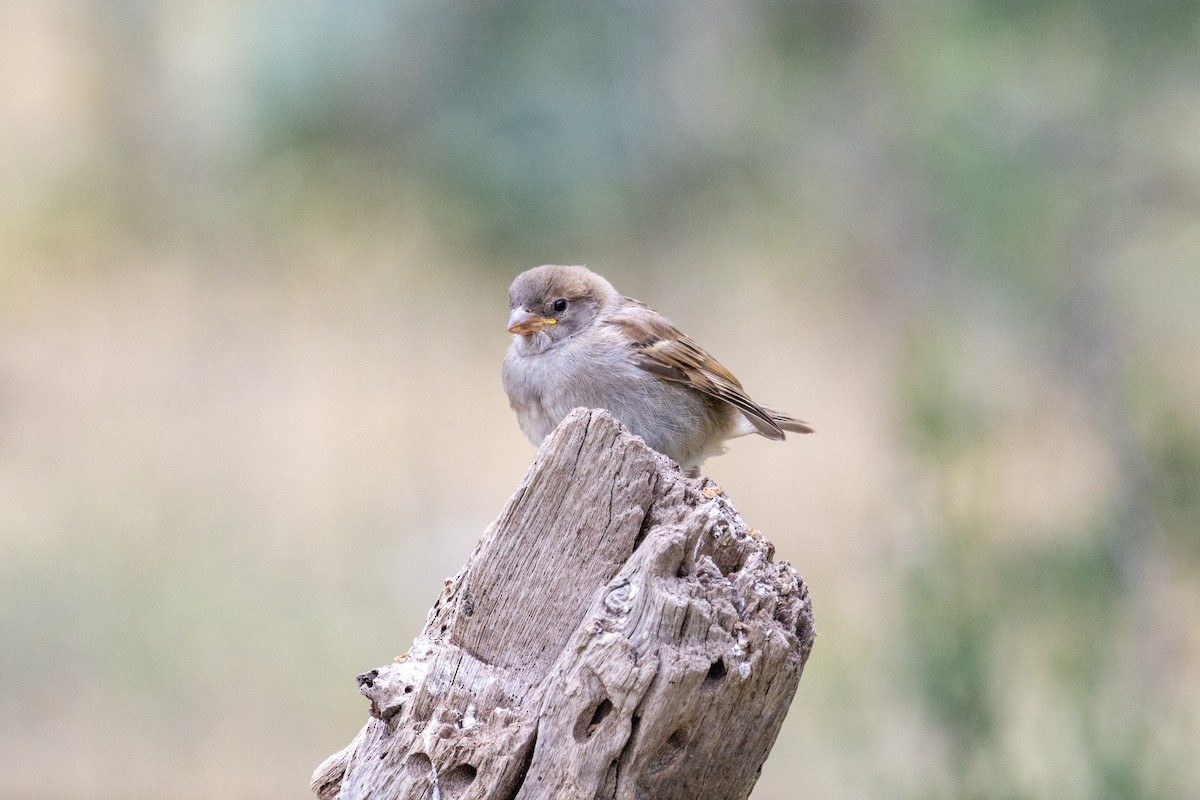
501,330,613,444
501,327,730,470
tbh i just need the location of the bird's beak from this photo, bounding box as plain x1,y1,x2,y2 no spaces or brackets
507,307,557,336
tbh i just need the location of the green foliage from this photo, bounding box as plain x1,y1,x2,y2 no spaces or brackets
905,534,999,751
1144,408,1200,562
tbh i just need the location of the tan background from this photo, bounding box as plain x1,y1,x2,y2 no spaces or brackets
2,2,1198,798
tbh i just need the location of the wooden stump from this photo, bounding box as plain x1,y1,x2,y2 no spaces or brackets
312,408,815,800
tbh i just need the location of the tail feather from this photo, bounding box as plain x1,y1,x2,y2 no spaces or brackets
762,406,814,435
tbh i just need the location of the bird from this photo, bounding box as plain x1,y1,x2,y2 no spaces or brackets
501,264,812,475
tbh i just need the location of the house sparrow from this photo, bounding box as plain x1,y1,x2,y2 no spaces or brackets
501,265,812,474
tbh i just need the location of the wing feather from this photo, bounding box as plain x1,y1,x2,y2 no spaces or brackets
610,300,786,440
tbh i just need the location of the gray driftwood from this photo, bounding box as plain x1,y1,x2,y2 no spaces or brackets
312,408,815,800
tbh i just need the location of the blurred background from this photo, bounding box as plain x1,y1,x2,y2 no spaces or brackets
2,1,1198,798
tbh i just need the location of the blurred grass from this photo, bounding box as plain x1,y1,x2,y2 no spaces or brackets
2,1,1200,798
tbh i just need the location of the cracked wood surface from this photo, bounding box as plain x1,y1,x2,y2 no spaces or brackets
312,408,815,800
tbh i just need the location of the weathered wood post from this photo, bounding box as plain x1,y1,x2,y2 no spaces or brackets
312,408,815,800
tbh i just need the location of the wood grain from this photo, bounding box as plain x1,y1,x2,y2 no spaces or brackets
312,408,815,800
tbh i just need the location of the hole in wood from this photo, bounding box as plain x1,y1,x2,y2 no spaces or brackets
633,506,653,551
704,659,727,686
646,727,689,775
496,729,537,800
574,697,614,742
406,752,432,777
601,758,619,797
443,763,477,795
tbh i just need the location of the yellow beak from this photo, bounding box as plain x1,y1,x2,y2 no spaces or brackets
507,307,557,336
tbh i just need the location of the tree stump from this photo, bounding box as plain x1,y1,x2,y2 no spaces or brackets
312,408,815,800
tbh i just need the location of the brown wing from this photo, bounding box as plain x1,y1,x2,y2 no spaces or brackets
610,299,786,440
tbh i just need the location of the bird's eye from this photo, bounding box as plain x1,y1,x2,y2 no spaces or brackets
553,298,568,313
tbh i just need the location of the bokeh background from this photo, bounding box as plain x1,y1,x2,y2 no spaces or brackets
3,1,1199,798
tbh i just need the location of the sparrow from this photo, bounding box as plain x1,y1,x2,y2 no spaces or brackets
501,264,812,474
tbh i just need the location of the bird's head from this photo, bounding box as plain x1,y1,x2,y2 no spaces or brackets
506,265,618,346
